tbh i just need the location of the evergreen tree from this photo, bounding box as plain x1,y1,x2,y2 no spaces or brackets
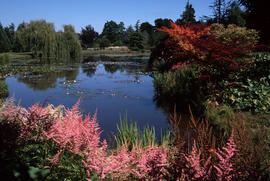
101,21,119,44
0,23,12,52
227,1,246,26
154,18,172,29
181,0,196,24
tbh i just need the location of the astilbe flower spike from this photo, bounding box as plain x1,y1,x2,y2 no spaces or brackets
132,145,168,180
214,131,237,181
183,140,212,180
43,100,107,167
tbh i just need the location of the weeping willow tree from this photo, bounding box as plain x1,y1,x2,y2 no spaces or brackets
14,20,81,61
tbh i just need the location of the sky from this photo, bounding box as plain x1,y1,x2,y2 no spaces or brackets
1,0,213,33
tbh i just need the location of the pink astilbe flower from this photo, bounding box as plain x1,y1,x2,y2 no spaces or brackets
214,131,237,181
43,100,107,166
132,145,168,180
183,140,212,180
83,145,133,179
19,103,62,141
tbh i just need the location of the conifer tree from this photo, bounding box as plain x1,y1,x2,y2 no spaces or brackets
181,0,196,24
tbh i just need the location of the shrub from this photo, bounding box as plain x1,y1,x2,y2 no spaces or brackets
153,65,207,112
0,80,8,99
211,23,259,52
218,53,270,113
0,53,11,63
148,37,184,71
155,22,257,80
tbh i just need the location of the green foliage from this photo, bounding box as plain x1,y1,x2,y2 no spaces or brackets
115,114,170,150
0,23,12,52
205,104,234,130
99,36,111,49
153,66,207,112
218,53,270,113
101,20,125,45
221,76,270,113
181,1,196,24
80,25,99,49
154,18,172,29
0,53,11,63
211,23,259,50
14,20,81,61
0,80,8,99
115,114,156,150
226,1,246,26
128,31,144,51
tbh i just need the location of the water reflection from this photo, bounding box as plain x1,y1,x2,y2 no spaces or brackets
17,64,80,90
104,64,121,74
81,64,97,78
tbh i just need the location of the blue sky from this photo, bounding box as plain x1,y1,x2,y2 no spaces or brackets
1,0,213,33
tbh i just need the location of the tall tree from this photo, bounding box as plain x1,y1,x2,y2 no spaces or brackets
101,20,119,44
227,1,246,26
101,21,126,45
181,0,196,24
0,23,12,52
80,25,98,48
123,25,134,45
210,0,229,23
140,22,154,47
14,20,81,60
140,22,153,35
154,18,172,29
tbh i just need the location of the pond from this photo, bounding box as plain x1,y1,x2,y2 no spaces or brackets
5,56,169,140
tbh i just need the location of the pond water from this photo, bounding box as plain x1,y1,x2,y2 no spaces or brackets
5,56,169,140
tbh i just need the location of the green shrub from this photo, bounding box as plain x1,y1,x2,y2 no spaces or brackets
0,53,11,63
205,104,234,130
211,23,259,53
218,53,270,113
153,65,207,112
0,80,8,99
221,77,270,113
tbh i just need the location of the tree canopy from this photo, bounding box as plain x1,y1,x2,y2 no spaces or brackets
14,20,81,60
181,0,196,24
80,25,98,48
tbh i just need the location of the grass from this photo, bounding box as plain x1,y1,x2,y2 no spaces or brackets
0,53,12,63
82,49,150,57
0,80,9,99
114,113,170,150
8,52,33,60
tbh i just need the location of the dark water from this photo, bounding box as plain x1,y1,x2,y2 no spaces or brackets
5,57,169,140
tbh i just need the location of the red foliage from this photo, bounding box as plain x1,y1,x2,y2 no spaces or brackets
158,21,253,78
